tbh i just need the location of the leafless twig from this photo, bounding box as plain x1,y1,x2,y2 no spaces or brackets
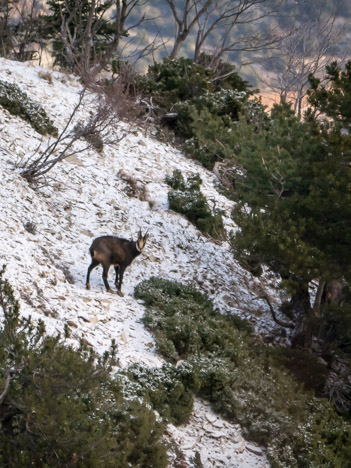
20,85,129,183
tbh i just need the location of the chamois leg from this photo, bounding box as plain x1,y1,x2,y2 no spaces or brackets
114,266,120,289
102,263,113,293
86,259,100,290
116,266,126,297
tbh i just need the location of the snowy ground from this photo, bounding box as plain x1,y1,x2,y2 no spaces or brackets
0,58,276,467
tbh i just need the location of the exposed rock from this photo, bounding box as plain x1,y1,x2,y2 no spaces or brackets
148,254,159,262
64,154,85,166
246,443,264,456
67,320,78,328
81,229,94,237
205,413,217,423
212,419,225,429
209,430,227,439
78,315,90,322
120,331,128,343
231,432,240,442
222,294,237,308
234,441,246,453
81,296,94,303
182,437,199,450
178,218,188,228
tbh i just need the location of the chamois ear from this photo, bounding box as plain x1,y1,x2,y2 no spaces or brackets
137,229,149,251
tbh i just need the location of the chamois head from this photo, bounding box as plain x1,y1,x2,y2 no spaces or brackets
136,229,149,252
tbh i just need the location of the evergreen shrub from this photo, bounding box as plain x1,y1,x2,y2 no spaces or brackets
145,57,213,109
135,277,351,468
175,89,249,139
166,170,225,240
140,57,262,171
136,57,260,176
0,267,168,467
125,363,200,424
0,80,58,136
197,53,251,93
182,98,267,169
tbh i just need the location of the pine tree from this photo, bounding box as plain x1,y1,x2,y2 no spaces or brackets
229,79,351,349
44,0,115,73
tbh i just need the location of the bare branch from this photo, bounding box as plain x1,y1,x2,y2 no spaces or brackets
192,0,286,65
260,293,294,329
52,0,153,81
0,370,13,406
166,0,215,59
260,0,350,117
20,83,131,183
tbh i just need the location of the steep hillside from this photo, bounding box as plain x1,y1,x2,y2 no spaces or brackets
0,58,275,466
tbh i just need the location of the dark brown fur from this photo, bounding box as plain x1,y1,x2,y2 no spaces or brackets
86,230,149,296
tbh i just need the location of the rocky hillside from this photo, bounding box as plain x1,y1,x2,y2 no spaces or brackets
0,58,277,467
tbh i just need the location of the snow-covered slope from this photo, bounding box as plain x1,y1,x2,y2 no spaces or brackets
0,58,273,467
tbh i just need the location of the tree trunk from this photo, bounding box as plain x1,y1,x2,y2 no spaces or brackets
169,36,185,59
313,279,326,317
290,284,313,349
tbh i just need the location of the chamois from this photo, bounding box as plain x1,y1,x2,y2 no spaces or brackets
86,230,149,296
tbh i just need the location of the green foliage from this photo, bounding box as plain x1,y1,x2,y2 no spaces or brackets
0,80,58,136
145,57,213,109
0,0,45,61
166,170,226,240
135,277,351,467
44,0,115,71
136,277,252,363
181,96,266,168
175,89,250,140
0,266,168,467
165,168,187,191
322,301,351,356
271,347,329,394
197,53,251,93
230,97,351,284
226,67,351,349
144,56,253,112
181,107,232,168
230,101,328,282
140,57,255,166
308,61,351,131
126,363,199,425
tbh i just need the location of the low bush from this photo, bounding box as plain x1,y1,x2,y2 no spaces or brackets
271,347,329,394
0,267,168,467
139,57,261,171
174,89,249,139
198,54,252,92
135,277,351,468
0,80,58,136
74,121,104,153
125,363,200,425
166,170,226,240
144,57,213,109
139,54,262,169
